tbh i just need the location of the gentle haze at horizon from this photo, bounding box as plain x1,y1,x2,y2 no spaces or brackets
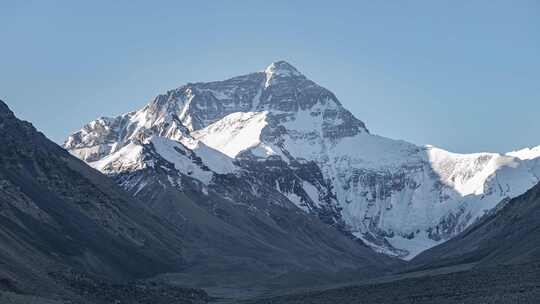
1,1,539,153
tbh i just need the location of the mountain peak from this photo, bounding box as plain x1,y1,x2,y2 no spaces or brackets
265,60,300,74
264,61,302,86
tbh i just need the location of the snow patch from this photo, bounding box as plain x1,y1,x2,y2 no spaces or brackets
386,231,444,261
150,137,214,183
88,142,145,172
507,146,540,160
192,111,269,158
426,146,519,196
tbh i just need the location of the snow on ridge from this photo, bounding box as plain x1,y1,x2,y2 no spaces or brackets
184,140,237,175
425,145,537,196
507,145,540,160
192,111,272,158
330,133,421,169
150,137,214,183
88,142,146,173
426,145,505,196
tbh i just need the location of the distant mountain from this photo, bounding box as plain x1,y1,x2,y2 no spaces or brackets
411,180,540,269
65,61,540,260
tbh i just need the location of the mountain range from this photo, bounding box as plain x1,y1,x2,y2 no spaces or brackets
2,61,540,303
65,61,540,260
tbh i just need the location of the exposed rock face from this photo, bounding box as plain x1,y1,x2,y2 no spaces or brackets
65,61,540,260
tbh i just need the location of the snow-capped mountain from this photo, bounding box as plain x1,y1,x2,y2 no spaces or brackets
65,61,540,260
1,98,395,296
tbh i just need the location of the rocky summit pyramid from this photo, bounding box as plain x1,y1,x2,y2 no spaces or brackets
65,61,540,260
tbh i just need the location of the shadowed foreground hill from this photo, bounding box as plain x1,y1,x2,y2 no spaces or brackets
0,99,207,303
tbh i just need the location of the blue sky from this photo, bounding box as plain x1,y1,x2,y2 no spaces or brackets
1,1,539,153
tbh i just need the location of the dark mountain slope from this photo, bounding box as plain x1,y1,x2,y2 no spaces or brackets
411,181,540,269
0,100,199,299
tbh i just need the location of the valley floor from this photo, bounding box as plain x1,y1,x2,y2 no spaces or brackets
2,263,540,304
240,262,540,304
0,292,66,304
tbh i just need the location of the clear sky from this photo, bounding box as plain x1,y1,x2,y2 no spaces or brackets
1,1,539,153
